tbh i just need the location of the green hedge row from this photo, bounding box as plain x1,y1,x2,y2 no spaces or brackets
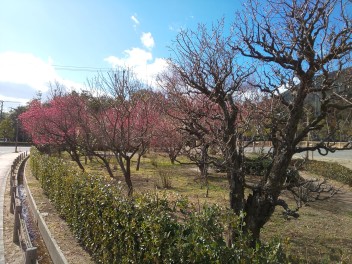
30,148,287,263
302,159,352,186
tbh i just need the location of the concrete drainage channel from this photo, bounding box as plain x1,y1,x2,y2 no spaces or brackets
11,154,68,264
17,181,52,263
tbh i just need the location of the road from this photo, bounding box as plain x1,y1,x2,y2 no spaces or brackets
247,146,352,169
0,146,31,156
246,145,352,159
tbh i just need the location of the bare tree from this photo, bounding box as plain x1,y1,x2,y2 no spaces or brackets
162,82,220,193
163,0,351,245
160,20,257,242
86,68,156,196
233,0,352,241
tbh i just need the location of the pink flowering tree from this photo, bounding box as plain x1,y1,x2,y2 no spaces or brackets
86,69,159,195
151,113,185,164
19,96,85,171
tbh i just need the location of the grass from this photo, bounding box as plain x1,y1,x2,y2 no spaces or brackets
78,152,229,206
69,152,352,263
261,197,352,263
301,159,352,186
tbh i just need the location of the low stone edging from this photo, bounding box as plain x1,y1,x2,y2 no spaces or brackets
23,160,68,264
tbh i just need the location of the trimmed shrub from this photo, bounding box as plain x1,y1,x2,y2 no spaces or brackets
30,147,288,263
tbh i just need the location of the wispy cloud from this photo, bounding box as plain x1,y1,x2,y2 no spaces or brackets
168,22,184,32
141,32,155,49
131,14,140,28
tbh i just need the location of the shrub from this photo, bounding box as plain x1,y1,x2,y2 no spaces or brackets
150,154,158,168
155,169,173,189
30,147,288,263
244,156,272,176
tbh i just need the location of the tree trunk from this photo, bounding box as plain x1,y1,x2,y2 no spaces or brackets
124,157,133,196
69,149,85,172
244,151,293,245
227,168,245,246
97,155,114,179
169,155,175,164
116,154,134,196
136,153,142,171
168,151,176,164
244,190,277,245
228,169,245,214
199,144,209,197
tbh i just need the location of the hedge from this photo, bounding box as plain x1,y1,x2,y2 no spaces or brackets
29,148,287,264
302,159,352,186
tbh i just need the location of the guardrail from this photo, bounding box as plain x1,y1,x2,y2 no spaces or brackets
9,152,37,264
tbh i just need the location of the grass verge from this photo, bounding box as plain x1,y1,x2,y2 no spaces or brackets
301,159,352,186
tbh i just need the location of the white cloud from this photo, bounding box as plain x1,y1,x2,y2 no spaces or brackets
141,32,155,49
0,52,57,93
104,48,167,86
105,48,152,68
147,58,168,78
0,51,84,102
131,15,140,27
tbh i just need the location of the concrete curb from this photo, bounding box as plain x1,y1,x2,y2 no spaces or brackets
0,167,10,264
23,159,68,264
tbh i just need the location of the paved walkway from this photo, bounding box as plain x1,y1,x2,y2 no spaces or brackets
0,152,21,264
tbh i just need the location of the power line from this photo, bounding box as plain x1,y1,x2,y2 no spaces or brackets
52,64,112,72
0,100,22,104
0,100,23,120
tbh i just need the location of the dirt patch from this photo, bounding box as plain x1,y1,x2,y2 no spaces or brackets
298,170,352,211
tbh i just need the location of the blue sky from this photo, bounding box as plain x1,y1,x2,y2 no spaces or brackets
0,0,242,110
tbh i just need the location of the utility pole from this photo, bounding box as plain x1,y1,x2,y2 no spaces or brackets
306,114,310,160
0,100,3,120
15,119,19,153
0,100,23,120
